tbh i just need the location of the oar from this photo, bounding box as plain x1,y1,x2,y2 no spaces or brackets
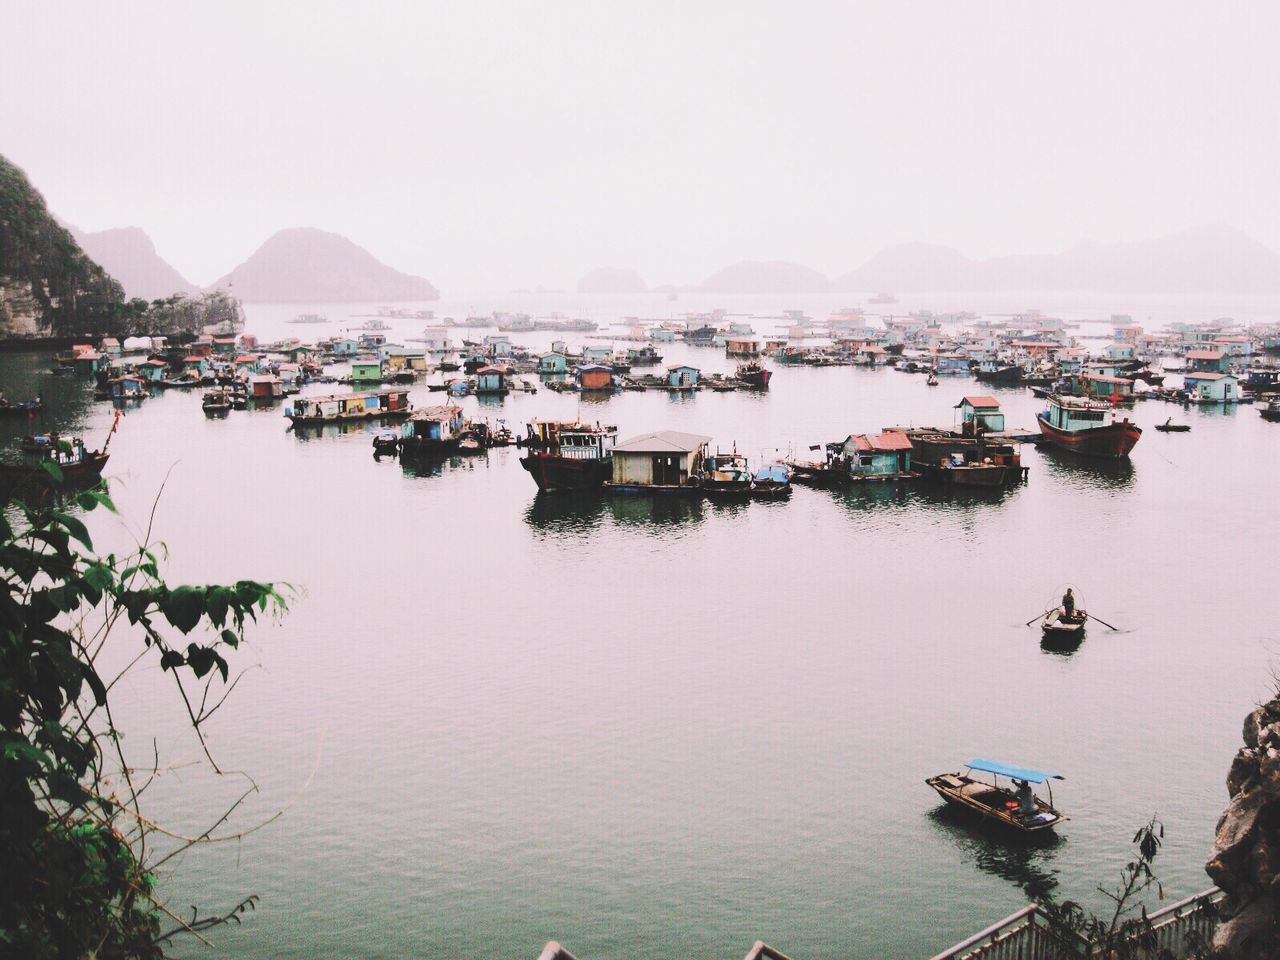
1025,610,1052,626
1086,613,1120,631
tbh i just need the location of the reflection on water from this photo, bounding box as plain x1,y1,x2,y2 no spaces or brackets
399,453,485,480
1037,447,1136,488
830,481,1018,515
604,492,705,527
927,805,1064,902
524,491,607,532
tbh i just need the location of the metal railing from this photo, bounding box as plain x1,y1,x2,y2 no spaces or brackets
929,887,1223,960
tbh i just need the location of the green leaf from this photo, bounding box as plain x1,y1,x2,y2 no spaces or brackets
159,649,185,671
160,586,205,634
50,511,92,550
81,663,107,706
185,644,215,678
2,739,52,769
206,586,229,627
40,460,64,484
220,628,240,649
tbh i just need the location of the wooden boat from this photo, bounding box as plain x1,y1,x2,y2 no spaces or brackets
372,432,399,456
750,462,792,498
926,759,1067,834
1260,400,1280,422
1154,418,1190,433
1041,607,1087,643
926,372,939,386
0,398,44,417
0,415,119,488
202,389,233,414
1036,394,1141,458
701,452,753,497
519,420,617,492
735,361,772,389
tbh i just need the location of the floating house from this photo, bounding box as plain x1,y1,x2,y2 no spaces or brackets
934,353,970,375
1212,337,1254,358
475,366,510,395
181,355,210,378
725,337,762,357
483,334,512,356
538,352,569,375
277,363,302,392
249,374,283,399
99,336,121,355
351,358,383,383
358,333,387,350
1105,342,1137,362
955,396,1006,433
667,365,700,390
608,431,711,492
1184,372,1239,403
576,364,613,391
74,350,104,376
212,336,237,354
582,345,613,363
109,376,147,400
400,404,466,452
332,338,360,357
285,389,411,424
233,355,260,375
138,359,168,383
1186,350,1230,373
422,328,454,355
832,432,915,480
1077,374,1134,401
650,328,675,343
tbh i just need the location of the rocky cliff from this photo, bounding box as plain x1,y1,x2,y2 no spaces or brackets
1206,694,1280,957
0,155,124,335
212,227,439,302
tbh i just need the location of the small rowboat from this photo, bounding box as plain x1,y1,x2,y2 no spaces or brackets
926,758,1067,834
1042,607,1087,643
1154,419,1190,433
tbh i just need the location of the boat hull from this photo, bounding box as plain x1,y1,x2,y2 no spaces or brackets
1036,413,1142,458
520,453,612,492
736,368,772,388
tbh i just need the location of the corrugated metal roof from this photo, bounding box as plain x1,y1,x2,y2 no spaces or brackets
957,395,1000,408
613,430,712,453
869,432,914,451
1184,372,1235,381
1186,350,1225,360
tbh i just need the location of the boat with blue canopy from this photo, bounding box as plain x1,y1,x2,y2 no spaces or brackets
926,758,1067,833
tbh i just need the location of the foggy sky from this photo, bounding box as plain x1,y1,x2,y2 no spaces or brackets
4,1,1278,294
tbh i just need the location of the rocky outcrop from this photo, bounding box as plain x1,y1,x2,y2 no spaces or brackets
1207,695,1280,957
0,155,124,335
70,225,197,301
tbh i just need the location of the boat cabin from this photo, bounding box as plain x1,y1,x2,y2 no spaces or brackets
139,359,168,382
1041,394,1112,431
1077,374,1134,401
926,758,1066,834
725,338,762,357
286,389,410,421
955,395,1005,433
609,431,710,490
110,376,147,399
249,374,283,399
1186,349,1230,373
400,404,466,447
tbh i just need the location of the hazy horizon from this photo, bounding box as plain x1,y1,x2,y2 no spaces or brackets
5,2,1279,293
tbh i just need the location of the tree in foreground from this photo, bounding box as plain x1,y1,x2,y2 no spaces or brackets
0,472,287,958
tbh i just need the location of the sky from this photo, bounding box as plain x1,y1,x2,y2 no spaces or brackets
3,1,1279,294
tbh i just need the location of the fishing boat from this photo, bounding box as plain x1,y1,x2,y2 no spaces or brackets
372,432,399,456
735,360,772,388
1154,418,1190,433
1036,394,1142,458
284,389,412,425
926,371,938,386
1260,400,1280,422
926,759,1067,834
361,318,392,331
0,413,119,488
519,420,618,492
750,462,792,498
1041,607,1087,643
701,451,753,497
202,389,233,415
399,404,467,455
287,313,328,324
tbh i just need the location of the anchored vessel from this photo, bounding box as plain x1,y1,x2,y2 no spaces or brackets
1036,394,1142,458
927,758,1067,834
519,420,618,492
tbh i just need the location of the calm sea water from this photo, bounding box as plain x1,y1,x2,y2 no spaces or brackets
3,291,1278,960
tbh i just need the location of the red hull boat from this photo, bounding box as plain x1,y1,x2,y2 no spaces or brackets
1036,395,1142,458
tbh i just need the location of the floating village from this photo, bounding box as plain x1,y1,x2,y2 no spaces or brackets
5,305,1274,957
14,305,1280,498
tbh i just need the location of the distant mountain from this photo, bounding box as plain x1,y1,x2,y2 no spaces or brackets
0,154,123,335
213,227,439,302
577,267,647,294
832,226,1280,293
70,226,196,301
698,260,829,294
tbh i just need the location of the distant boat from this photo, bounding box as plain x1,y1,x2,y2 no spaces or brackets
926,758,1067,834
1154,418,1190,433
735,360,772,388
360,318,391,331
868,292,898,304
288,313,329,324
750,462,792,498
